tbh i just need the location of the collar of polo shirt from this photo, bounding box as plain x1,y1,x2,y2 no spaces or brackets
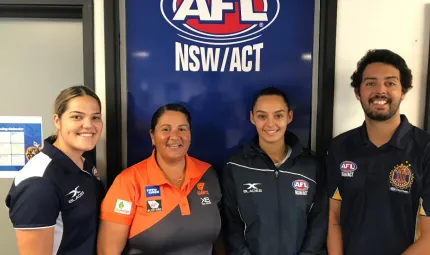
147,150,201,187
358,114,413,149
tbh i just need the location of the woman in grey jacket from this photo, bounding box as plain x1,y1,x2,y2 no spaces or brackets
221,86,328,255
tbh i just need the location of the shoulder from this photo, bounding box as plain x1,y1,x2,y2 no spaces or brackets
328,127,362,156
409,126,430,149
297,148,321,166
331,127,361,147
224,145,248,166
188,156,212,172
14,151,56,187
120,159,148,177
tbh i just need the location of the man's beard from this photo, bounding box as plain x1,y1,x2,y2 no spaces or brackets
360,95,400,121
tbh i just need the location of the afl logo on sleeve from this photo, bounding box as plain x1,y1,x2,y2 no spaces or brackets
292,180,309,196
145,186,161,197
389,162,414,194
340,161,357,177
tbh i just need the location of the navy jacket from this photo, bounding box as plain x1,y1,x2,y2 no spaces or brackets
221,132,328,255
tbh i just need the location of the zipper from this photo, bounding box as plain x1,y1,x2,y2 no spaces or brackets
263,155,281,255
260,150,284,255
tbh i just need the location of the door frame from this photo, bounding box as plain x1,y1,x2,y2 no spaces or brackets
0,0,96,162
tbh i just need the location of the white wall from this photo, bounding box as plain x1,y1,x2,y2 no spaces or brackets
334,0,430,137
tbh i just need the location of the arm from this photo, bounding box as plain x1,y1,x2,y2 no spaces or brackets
402,216,430,255
97,173,137,255
15,228,54,255
299,166,328,255
327,199,343,255
5,178,61,255
220,163,252,255
402,148,430,254
97,221,130,255
325,146,343,255
213,233,226,255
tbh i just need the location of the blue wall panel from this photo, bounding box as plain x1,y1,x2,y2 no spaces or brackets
126,0,315,170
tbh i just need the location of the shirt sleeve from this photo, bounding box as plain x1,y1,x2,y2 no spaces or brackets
420,143,430,216
326,146,342,201
100,171,137,226
5,178,61,229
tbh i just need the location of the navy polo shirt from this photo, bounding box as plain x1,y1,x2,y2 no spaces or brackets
5,140,105,255
327,115,430,255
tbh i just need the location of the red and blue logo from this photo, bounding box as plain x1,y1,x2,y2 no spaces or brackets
161,0,280,45
292,180,309,191
340,161,357,172
340,161,357,177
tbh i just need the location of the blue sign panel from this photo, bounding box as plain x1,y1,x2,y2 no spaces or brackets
126,0,315,169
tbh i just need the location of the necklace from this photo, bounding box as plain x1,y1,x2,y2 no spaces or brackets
163,172,185,187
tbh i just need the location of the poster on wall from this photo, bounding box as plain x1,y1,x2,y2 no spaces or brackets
126,0,316,169
0,116,42,178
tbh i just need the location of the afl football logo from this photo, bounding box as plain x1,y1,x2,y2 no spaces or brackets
292,180,309,196
340,161,357,177
160,0,280,45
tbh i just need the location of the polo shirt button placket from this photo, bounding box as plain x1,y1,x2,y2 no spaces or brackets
180,195,191,216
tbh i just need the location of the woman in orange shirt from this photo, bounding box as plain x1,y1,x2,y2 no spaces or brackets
98,103,222,255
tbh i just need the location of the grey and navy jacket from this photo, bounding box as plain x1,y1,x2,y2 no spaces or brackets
221,132,328,255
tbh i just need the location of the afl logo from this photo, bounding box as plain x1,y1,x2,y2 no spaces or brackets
292,180,309,195
160,0,280,45
340,161,357,177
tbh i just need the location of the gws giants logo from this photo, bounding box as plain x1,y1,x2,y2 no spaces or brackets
160,0,280,72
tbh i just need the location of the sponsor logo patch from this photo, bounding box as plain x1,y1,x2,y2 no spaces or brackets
114,199,132,215
147,200,162,212
201,197,212,205
145,186,161,197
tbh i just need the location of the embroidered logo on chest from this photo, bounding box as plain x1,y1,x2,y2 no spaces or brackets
66,186,85,204
92,167,100,180
147,200,162,212
145,186,161,197
197,182,209,195
243,183,262,193
201,197,212,205
292,180,309,195
389,161,414,194
340,161,357,177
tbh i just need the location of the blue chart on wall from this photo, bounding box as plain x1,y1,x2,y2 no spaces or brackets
126,0,315,170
